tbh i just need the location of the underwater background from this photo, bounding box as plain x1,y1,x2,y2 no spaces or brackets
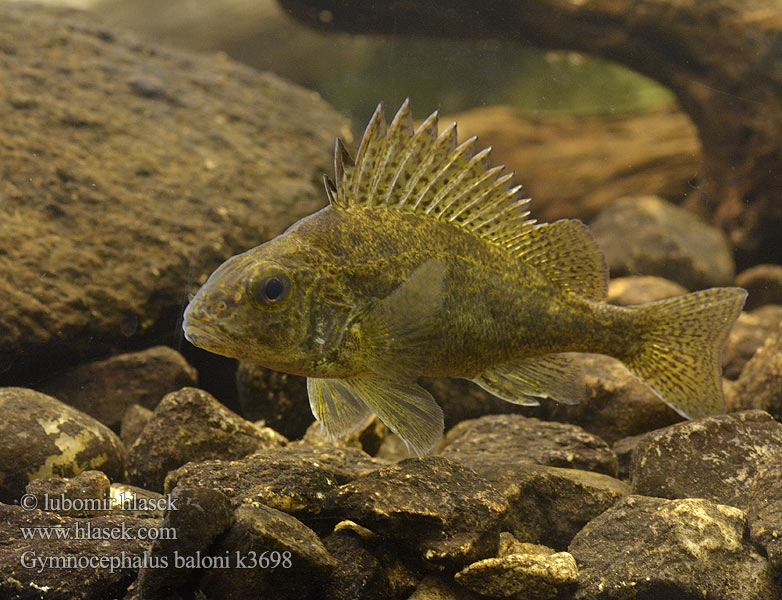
0,1,780,599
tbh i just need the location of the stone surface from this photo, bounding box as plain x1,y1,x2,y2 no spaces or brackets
590,195,735,290
127,387,285,491
569,495,780,600
37,346,197,430
631,410,782,509
722,305,782,380
606,275,688,306
612,433,647,480
130,486,235,599
457,457,630,550
25,470,111,517
165,445,385,520
0,503,160,600
237,361,313,439
409,575,481,600
330,457,508,568
455,551,578,600
735,264,782,310
302,415,389,456
0,387,126,503
109,483,169,518
730,330,782,420
120,403,153,447
199,501,337,600
0,2,347,384
534,354,682,445
746,458,782,571
441,414,618,477
321,528,393,600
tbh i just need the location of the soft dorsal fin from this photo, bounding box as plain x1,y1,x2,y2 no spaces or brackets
325,100,607,300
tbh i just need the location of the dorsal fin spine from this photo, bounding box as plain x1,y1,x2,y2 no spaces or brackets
368,100,413,207
351,104,386,202
387,113,439,208
410,123,460,212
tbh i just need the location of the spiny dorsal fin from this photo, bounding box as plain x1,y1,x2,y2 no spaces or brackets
329,101,607,300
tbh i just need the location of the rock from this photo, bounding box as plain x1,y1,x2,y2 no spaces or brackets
165,445,385,520
569,495,781,600
330,457,508,568
36,346,197,430
25,470,111,517
456,457,629,550
0,388,126,503
120,403,153,447
455,551,578,600
0,503,161,600
612,433,647,480
746,458,782,571
606,275,688,306
441,414,618,477
730,330,782,419
446,106,700,224
130,486,235,599
631,410,782,509
590,196,735,290
498,533,555,558
127,387,286,491
199,502,337,600
0,2,347,384
722,305,782,380
321,527,393,600
302,415,388,456
408,575,480,599
736,264,782,310
535,354,682,445
237,362,313,439
109,483,170,518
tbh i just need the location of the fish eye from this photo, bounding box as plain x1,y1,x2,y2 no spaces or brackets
252,274,291,306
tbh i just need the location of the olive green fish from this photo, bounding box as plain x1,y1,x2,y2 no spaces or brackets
183,100,747,456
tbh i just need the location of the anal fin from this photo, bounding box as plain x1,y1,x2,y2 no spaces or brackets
472,353,586,406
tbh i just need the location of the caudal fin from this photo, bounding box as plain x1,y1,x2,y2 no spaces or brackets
623,287,747,419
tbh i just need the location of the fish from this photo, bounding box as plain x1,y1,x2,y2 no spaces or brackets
183,100,747,456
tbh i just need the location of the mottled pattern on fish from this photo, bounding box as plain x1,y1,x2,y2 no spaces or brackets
184,100,747,456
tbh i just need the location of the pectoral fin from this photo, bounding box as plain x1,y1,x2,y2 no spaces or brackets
307,377,373,439
360,258,447,377
472,353,586,406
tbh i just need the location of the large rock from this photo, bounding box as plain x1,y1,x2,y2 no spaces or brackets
722,305,782,380
127,387,285,491
165,445,386,521
129,486,235,599
0,503,161,600
631,410,782,509
441,414,618,477
199,502,337,600
590,195,735,290
0,2,347,384
455,549,578,600
569,495,780,600
746,458,782,571
330,457,508,568
730,330,782,420
0,387,126,503
37,346,197,429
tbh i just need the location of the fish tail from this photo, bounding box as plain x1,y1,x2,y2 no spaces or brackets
621,287,747,419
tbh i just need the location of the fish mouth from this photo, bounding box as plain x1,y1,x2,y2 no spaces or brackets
182,318,234,354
